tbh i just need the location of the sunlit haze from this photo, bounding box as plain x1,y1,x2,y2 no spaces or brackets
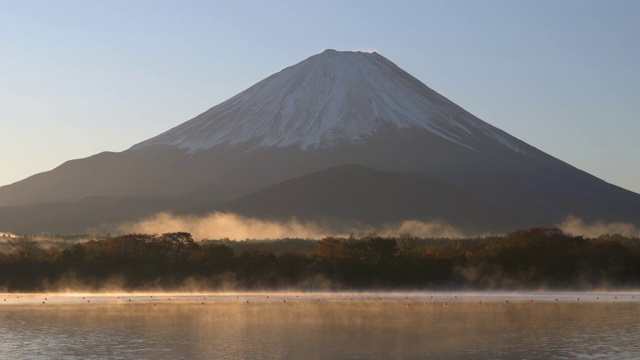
1,1,639,193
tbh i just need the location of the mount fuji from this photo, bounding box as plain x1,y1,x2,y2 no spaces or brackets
1,50,639,234
131,49,525,154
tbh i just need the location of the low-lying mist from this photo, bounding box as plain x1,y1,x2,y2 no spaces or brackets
116,211,466,240
559,216,640,238
116,211,640,241
118,212,327,240
3,213,637,243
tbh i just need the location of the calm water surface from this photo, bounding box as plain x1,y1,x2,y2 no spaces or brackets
1,292,638,359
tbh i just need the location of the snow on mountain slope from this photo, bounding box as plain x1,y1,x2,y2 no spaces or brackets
131,49,528,155
2,49,640,234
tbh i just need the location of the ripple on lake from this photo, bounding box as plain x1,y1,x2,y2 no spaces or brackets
1,292,639,359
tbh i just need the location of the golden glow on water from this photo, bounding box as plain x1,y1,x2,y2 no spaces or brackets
1,292,639,359
1,291,638,304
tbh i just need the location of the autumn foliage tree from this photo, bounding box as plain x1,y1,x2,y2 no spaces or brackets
0,229,638,291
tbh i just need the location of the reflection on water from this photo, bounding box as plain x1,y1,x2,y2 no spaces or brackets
1,292,639,359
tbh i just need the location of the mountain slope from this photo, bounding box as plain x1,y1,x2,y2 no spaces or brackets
131,49,527,155
0,49,638,234
220,164,524,233
0,196,174,235
1,49,541,208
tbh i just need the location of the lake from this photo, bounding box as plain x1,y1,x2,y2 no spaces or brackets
1,292,639,359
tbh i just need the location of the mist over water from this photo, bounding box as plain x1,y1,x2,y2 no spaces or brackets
1,292,639,359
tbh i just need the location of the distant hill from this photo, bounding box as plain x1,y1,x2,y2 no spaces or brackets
221,164,523,234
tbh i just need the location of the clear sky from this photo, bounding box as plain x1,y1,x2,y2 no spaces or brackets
1,0,639,193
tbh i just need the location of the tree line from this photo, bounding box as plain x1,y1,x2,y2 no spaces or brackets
0,228,639,292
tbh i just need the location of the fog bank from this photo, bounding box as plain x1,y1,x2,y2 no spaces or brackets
117,212,466,240
560,216,640,238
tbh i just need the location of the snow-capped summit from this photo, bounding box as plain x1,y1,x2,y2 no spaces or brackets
2,49,639,235
131,49,525,154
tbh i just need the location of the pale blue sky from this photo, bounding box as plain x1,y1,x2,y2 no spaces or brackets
1,0,639,193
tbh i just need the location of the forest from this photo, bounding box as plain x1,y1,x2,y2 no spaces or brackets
1,228,639,292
